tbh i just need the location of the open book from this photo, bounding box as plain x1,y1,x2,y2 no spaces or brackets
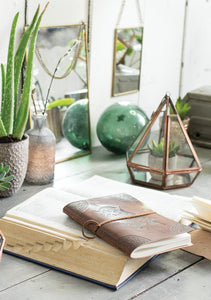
0,176,193,289
0,188,152,289
63,194,191,259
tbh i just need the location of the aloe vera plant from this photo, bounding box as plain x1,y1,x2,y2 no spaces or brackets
0,163,14,191
147,138,180,158
0,3,48,141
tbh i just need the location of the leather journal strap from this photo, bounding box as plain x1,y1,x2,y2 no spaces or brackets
82,211,155,239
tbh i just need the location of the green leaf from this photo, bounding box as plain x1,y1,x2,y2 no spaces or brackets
126,47,133,56
0,182,11,191
1,175,14,182
3,165,10,173
148,138,179,158
13,4,48,139
14,5,40,119
173,96,191,120
0,163,13,191
116,40,126,52
135,35,142,43
0,117,7,137
47,98,75,110
0,171,6,180
1,64,5,115
1,12,19,135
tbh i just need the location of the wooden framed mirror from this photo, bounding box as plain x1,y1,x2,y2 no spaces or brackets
112,26,144,97
29,23,91,163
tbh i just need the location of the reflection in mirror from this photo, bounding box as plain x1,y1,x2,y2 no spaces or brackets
30,23,91,163
112,27,144,96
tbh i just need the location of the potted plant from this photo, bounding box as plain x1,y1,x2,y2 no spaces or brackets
170,96,191,129
0,4,48,197
169,97,191,149
147,138,180,181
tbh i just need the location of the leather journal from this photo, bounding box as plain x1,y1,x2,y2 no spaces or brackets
63,193,192,258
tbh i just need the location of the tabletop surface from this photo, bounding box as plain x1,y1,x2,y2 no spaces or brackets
0,146,211,300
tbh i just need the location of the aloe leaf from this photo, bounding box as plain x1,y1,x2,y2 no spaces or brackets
14,6,40,118
1,64,5,115
2,13,19,135
0,163,3,172
13,4,48,139
0,117,7,137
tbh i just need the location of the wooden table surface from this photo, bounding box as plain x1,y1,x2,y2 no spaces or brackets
0,146,211,300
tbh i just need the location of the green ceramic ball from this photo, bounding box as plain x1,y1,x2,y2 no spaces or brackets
96,102,149,154
62,99,90,150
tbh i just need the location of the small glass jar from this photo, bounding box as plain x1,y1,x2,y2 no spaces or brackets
25,113,56,184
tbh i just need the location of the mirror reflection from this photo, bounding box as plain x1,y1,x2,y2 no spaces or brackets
30,23,91,163
112,26,144,96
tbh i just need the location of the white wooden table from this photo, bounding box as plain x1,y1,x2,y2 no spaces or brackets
0,146,211,300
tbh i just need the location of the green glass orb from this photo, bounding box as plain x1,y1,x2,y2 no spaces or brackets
96,102,149,154
62,99,90,150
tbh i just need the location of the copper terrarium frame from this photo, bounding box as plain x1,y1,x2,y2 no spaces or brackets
126,94,202,190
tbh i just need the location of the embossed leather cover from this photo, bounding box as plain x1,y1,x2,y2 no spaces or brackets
63,194,191,258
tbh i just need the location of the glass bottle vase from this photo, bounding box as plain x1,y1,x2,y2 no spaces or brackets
25,113,56,184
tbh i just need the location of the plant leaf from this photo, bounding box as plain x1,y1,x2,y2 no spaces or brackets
0,117,7,137
0,182,11,191
2,13,19,135
0,171,6,180
1,64,5,116
126,47,133,56
3,164,10,173
1,175,14,182
0,184,10,191
47,98,75,110
13,4,48,139
14,6,40,119
116,40,126,52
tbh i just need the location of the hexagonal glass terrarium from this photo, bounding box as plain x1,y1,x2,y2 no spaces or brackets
126,94,202,190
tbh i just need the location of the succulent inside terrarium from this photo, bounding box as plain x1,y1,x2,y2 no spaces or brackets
147,138,180,158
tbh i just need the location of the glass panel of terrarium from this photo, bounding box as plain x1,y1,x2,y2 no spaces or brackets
127,121,151,165
132,169,163,186
166,171,199,187
168,115,196,170
130,108,166,168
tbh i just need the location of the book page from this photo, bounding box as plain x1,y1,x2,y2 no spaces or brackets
5,188,85,238
57,175,193,221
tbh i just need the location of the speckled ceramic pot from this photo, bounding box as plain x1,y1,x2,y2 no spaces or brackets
0,135,29,198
